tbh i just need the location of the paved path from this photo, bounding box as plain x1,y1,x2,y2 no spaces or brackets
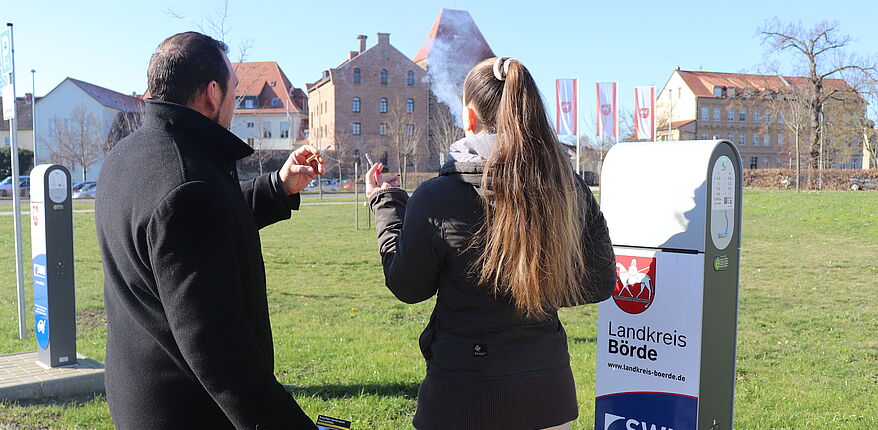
0,351,105,402
0,201,360,216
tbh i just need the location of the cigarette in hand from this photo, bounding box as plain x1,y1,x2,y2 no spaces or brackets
306,145,331,163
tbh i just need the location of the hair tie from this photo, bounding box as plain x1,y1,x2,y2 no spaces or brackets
493,57,514,81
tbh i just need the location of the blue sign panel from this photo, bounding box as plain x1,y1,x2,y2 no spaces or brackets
596,391,697,430
33,253,49,349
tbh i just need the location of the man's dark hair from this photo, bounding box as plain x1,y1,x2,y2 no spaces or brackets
147,32,230,105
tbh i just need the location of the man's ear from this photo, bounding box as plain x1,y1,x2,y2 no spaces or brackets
466,107,478,132
206,81,222,114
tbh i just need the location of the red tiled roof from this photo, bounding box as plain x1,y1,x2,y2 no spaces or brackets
68,78,144,112
413,9,494,67
677,70,850,98
671,119,696,129
232,62,305,113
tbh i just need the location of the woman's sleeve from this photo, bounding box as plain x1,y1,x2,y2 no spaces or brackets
370,185,445,304
578,179,617,303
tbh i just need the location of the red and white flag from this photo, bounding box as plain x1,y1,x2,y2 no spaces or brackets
556,79,577,136
634,86,656,140
596,82,618,138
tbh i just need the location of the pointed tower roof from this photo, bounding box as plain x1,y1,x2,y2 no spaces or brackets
413,9,495,69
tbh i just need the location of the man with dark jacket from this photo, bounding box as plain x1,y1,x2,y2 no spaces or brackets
96,32,321,429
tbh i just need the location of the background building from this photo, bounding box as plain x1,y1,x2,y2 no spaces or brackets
414,8,494,167
0,94,40,152
657,68,864,169
35,78,143,181
308,33,429,176
230,61,308,151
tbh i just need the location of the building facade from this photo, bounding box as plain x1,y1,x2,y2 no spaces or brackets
308,33,429,173
230,62,308,150
657,69,864,169
35,78,143,181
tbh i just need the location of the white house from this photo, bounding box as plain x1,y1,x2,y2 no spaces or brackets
230,62,308,150
35,78,143,181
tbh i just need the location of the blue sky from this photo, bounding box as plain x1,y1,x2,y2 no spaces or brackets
4,0,877,133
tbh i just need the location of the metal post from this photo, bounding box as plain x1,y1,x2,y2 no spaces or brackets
6,23,26,339
354,161,359,229
31,68,36,164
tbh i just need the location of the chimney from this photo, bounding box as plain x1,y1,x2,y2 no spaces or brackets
377,32,390,45
357,34,367,53
348,51,358,60
322,70,330,80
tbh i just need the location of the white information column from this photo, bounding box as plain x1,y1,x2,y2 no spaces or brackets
596,140,742,430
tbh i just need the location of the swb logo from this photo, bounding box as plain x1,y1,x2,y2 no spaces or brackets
604,413,674,430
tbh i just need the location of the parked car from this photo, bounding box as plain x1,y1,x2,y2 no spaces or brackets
339,179,364,191
73,183,97,199
0,176,30,197
304,178,340,191
71,181,97,192
848,176,876,191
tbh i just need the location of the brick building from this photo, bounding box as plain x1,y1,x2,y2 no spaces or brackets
307,33,429,174
657,69,864,169
230,62,308,150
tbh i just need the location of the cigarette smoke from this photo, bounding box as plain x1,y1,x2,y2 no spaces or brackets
421,10,495,127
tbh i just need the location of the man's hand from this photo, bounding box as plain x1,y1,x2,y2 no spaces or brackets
278,146,327,195
365,162,400,198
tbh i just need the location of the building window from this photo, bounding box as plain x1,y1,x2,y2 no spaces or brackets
247,138,255,146
739,109,746,121
752,134,759,145
753,109,760,122
262,123,272,139
764,111,771,122
763,158,770,168
712,108,720,121
764,133,770,146
353,68,361,84
726,109,734,121
352,122,361,135
407,124,414,136
380,69,388,85
700,134,708,140
379,123,387,135
280,122,290,139
245,99,255,109
379,97,388,113
701,107,709,121
777,134,784,146
352,97,361,113
247,122,255,128
727,132,734,143
407,70,414,86
713,86,724,97
750,157,758,169
406,99,414,113
778,114,785,124
272,97,280,106
739,132,745,145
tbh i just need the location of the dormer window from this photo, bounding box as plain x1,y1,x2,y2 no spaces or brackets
271,97,280,106
713,86,724,98
245,99,255,109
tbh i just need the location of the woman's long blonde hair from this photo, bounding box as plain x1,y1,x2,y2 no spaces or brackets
464,57,588,320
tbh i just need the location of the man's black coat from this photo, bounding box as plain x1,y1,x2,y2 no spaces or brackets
96,100,316,429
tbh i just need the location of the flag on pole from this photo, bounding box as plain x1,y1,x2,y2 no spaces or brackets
556,79,577,136
634,86,656,140
596,82,617,138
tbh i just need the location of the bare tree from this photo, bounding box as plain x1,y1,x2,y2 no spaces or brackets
760,19,878,172
105,111,143,154
429,97,464,165
46,103,104,181
387,96,426,189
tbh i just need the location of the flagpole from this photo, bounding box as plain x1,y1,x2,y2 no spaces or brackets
575,78,581,176
4,23,26,339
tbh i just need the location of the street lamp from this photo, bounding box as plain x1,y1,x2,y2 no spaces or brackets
31,69,36,165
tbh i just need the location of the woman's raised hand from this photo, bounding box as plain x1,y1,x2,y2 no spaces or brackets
365,162,400,198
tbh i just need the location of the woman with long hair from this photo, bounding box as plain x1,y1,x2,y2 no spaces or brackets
366,57,616,430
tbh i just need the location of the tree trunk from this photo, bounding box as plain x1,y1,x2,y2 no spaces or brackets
795,132,801,193
402,154,408,190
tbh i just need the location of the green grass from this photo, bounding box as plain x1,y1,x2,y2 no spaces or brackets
0,190,876,429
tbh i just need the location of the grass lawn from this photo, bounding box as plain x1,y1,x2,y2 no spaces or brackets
0,190,876,429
